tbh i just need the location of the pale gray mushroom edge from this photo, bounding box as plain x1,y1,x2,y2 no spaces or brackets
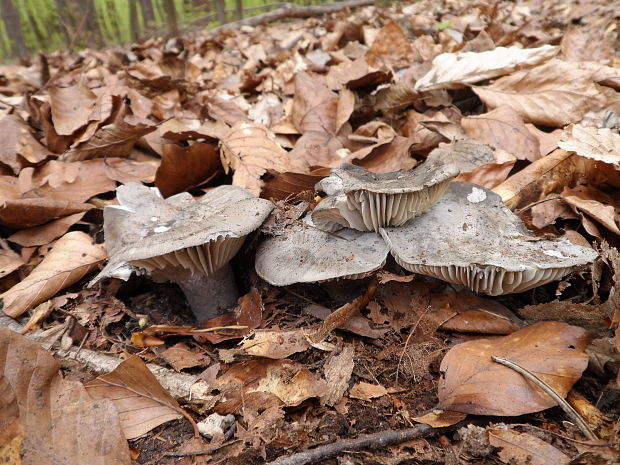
380,182,598,295
90,183,274,321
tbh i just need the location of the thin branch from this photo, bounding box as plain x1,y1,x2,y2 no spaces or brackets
491,356,597,441
266,424,437,465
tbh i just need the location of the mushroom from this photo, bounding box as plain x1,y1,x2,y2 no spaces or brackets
255,215,389,286
380,182,598,295
92,183,274,321
311,161,459,232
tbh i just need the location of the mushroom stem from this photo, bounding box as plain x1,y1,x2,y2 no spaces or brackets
176,264,239,322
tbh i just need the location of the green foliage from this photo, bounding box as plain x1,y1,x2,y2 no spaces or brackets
0,0,331,62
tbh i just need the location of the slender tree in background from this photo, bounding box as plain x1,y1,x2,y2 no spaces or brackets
235,0,243,20
129,0,140,41
1,0,29,59
162,0,179,36
215,0,226,24
140,0,156,27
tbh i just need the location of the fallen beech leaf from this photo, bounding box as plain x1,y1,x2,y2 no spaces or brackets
558,124,620,167
321,346,355,406
415,45,557,91
493,149,620,210
155,142,222,197
8,211,86,247
161,343,211,371
366,20,415,69
560,28,614,65
0,231,106,318
562,187,620,236
488,428,570,465
349,381,388,401
220,122,290,195
213,359,327,408
0,248,25,278
0,197,93,229
85,355,185,439
0,327,130,463
0,114,51,174
439,322,590,416
260,169,328,201
131,332,165,348
222,329,310,360
48,82,98,136
462,106,541,162
473,59,602,126
412,409,467,427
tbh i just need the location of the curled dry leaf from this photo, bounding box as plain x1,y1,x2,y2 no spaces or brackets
48,82,98,136
461,105,541,162
414,45,557,91
349,381,388,401
220,121,290,195
366,20,415,69
438,321,591,416
221,329,310,361
412,409,467,428
0,114,51,174
0,231,106,318
558,124,620,167
0,327,130,464
472,59,602,126
321,345,354,406
85,355,186,439
488,428,570,465
560,27,614,65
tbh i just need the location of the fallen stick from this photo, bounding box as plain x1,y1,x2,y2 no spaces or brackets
0,315,213,405
266,424,436,465
209,0,374,33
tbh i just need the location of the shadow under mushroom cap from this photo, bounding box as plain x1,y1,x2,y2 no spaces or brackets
380,182,598,295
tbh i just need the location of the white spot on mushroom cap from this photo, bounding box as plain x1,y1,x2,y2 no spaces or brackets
467,187,487,203
544,250,566,258
154,225,170,233
150,216,158,222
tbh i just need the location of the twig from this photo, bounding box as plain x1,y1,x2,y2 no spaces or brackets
491,356,598,441
266,425,436,465
209,0,374,34
514,196,562,215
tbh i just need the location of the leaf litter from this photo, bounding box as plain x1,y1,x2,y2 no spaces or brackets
1,0,620,464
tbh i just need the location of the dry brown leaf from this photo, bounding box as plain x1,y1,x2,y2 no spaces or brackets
488,428,570,465
320,346,354,406
472,59,602,126
412,409,467,428
8,212,86,247
349,381,388,401
0,327,130,464
213,359,327,408
0,114,51,174
260,168,328,201
155,142,222,197
558,124,620,167
562,186,620,236
462,106,541,162
220,122,290,195
48,82,98,136
366,20,415,69
85,355,186,439
560,27,614,65
161,343,211,372
0,248,24,278
493,149,620,210
0,231,106,318
221,329,310,361
305,303,389,340
439,321,591,416
415,45,557,91
0,197,93,229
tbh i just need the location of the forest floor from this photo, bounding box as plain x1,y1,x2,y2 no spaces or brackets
0,0,619,464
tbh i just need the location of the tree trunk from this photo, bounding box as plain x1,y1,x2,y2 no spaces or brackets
162,0,179,37
215,0,226,24
129,0,140,41
1,0,28,59
235,0,243,21
139,0,156,26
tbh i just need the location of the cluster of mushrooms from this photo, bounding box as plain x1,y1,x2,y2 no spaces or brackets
92,157,598,322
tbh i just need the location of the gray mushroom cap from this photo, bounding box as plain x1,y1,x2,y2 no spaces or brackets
380,182,598,295
93,183,274,283
255,215,389,286
312,162,459,232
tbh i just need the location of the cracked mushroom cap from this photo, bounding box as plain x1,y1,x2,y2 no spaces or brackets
92,183,274,283
255,215,389,286
312,162,459,232
380,182,598,295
